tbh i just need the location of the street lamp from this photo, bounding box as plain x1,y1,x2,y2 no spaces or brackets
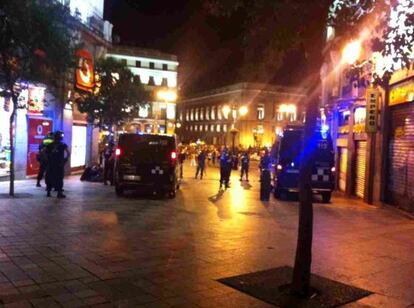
222,104,248,163
157,89,177,134
342,40,361,65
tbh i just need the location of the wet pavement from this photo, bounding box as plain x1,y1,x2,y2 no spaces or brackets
0,163,413,307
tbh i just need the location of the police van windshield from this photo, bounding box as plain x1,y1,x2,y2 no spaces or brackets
119,134,175,163
279,130,302,165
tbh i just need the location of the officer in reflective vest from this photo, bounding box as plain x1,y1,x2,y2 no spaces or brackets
36,132,54,187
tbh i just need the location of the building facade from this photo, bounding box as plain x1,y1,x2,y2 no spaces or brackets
0,0,113,180
178,83,306,149
106,46,179,135
320,24,414,213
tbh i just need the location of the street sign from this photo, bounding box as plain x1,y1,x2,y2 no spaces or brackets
366,88,380,133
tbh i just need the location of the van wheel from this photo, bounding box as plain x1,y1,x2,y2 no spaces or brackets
115,185,124,196
322,192,331,203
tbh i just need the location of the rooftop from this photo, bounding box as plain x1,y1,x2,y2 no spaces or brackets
108,45,178,63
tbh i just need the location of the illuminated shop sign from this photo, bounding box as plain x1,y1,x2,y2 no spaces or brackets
27,86,46,114
75,49,95,92
366,88,379,133
390,80,414,106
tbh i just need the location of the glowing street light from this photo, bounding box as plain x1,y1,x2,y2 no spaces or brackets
157,89,177,102
239,105,248,116
342,40,361,65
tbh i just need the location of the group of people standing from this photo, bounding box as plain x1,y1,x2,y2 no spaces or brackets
36,131,70,198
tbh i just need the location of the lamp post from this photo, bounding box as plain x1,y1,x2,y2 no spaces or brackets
157,89,177,134
222,104,248,151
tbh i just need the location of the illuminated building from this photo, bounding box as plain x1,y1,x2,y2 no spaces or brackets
106,46,179,135
178,83,305,149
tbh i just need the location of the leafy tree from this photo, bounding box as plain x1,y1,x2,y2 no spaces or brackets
0,0,74,196
205,0,414,298
76,57,148,134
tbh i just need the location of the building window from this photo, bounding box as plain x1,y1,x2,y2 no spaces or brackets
216,124,221,132
186,110,189,121
162,63,168,70
136,60,141,67
190,108,194,121
211,106,216,120
148,76,155,86
121,59,127,66
149,62,155,69
195,125,198,131
195,108,199,121
205,124,208,131
217,106,222,120
199,125,203,131
206,107,210,120
277,104,297,122
257,104,265,120
161,78,168,87
211,125,215,132
223,124,227,132
179,111,183,121
200,107,204,120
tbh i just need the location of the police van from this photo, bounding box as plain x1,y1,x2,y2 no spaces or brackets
113,133,180,198
273,125,335,203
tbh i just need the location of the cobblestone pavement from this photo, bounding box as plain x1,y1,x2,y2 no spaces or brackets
0,163,413,307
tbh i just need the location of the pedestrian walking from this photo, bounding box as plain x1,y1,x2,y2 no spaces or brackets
36,132,54,187
190,152,196,166
219,148,232,189
45,131,70,198
195,150,206,179
239,151,250,181
259,149,272,201
103,141,114,185
178,150,186,179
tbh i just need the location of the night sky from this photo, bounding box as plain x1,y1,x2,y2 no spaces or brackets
104,0,317,95
104,0,248,95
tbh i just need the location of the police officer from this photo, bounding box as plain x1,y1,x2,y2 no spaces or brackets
259,149,272,201
36,132,54,187
195,149,206,179
103,141,115,185
219,148,232,190
239,151,250,182
45,131,70,198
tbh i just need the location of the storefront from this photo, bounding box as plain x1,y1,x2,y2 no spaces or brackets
355,140,367,198
71,124,87,169
387,79,414,211
0,97,11,178
338,146,348,192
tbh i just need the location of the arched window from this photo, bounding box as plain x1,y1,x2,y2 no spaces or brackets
195,108,199,121
211,106,216,120
200,107,204,120
206,107,210,120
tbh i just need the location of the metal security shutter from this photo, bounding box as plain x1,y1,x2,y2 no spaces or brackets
339,147,348,192
388,102,414,211
355,141,367,198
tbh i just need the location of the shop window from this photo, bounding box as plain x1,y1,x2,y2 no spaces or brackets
160,108,167,120
138,104,150,118
354,107,366,124
339,110,351,126
257,104,265,120
145,124,153,133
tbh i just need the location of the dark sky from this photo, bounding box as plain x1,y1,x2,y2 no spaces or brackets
104,0,245,95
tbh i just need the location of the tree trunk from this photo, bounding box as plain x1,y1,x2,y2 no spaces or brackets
8,95,17,196
291,95,319,297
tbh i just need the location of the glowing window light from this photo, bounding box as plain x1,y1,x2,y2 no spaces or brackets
342,40,361,65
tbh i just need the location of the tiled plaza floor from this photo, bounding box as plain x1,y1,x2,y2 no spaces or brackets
0,163,413,307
